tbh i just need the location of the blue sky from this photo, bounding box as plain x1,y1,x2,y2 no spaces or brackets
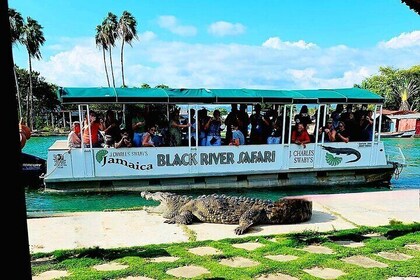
9,0,420,89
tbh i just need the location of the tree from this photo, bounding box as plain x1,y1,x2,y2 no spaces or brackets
15,66,61,129
21,16,45,130
102,12,118,88
95,24,111,87
8,8,24,119
155,84,169,89
118,11,138,87
357,65,420,111
392,78,419,111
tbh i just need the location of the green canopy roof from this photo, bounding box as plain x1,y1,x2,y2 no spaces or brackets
58,87,384,104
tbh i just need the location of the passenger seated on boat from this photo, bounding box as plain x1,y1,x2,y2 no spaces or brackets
294,105,312,130
318,118,336,142
237,104,250,141
131,108,146,147
82,111,105,148
291,123,311,148
250,104,264,144
115,129,133,148
102,135,114,148
142,125,157,147
169,110,191,146
205,109,222,146
104,109,121,146
354,104,368,123
343,112,360,141
360,110,374,141
331,104,344,130
267,120,282,144
197,108,210,146
67,121,81,148
262,109,275,144
335,121,350,143
224,104,238,144
229,120,245,146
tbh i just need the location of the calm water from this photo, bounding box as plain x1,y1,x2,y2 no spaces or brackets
23,136,419,216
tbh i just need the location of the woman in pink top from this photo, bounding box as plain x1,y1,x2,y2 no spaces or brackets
82,111,105,147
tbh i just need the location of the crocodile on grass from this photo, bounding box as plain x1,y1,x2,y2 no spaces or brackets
141,191,312,235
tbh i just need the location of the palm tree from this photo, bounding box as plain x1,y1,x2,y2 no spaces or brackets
102,13,118,88
95,24,111,87
392,78,419,111
118,11,138,87
8,8,24,120
21,17,45,130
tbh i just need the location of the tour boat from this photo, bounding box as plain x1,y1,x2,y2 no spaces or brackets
43,87,402,192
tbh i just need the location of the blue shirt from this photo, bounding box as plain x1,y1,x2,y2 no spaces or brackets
232,130,245,145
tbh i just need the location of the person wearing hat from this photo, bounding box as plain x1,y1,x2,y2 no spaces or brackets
67,121,81,148
318,118,336,142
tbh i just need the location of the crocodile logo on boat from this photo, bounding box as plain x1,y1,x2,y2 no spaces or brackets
322,146,361,164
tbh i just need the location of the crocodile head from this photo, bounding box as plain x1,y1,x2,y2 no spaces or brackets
140,191,193,219
266,198,312,224
141,191,172,202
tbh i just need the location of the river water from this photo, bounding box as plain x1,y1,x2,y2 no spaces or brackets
23,136,419,216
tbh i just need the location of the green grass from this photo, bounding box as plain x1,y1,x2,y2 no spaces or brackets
31,223,420,279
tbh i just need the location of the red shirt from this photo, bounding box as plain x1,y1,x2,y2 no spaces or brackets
291,129,310,143
83,122,101,145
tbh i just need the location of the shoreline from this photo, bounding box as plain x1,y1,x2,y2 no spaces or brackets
27,189,420,254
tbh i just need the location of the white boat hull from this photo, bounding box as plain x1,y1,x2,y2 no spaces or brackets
44,141,396,192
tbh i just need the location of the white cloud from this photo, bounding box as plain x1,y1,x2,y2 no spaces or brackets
19,31,419,90
378,30,420,49
208,21,245,36
33,43,111,87
263,37,317,49
286,67,374,89
157,15,197,36
138,31,157,42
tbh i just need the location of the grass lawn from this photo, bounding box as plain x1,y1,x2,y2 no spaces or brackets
31,222,419,279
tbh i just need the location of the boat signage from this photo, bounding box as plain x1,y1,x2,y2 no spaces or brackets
92,146,282,177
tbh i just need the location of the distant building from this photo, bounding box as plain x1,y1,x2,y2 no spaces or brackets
380,110,420,137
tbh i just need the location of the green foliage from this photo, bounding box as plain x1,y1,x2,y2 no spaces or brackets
155,84,169,89
15,66,61,126
357,65,420,111
389,219,403,226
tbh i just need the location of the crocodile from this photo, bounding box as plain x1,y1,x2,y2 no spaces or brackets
322,146,361,163
141,191,312,235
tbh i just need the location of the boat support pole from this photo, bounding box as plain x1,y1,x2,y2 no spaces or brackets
370,104,378,166
314,104,321,167
377,105,383,142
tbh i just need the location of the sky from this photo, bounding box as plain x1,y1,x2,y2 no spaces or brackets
9,0,420,90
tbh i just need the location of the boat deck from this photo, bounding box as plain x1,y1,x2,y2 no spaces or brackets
49,140,68,150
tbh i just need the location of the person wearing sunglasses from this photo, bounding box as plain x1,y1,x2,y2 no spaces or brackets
335,121,350,143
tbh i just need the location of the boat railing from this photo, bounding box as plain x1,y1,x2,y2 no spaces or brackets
384,145,406,166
